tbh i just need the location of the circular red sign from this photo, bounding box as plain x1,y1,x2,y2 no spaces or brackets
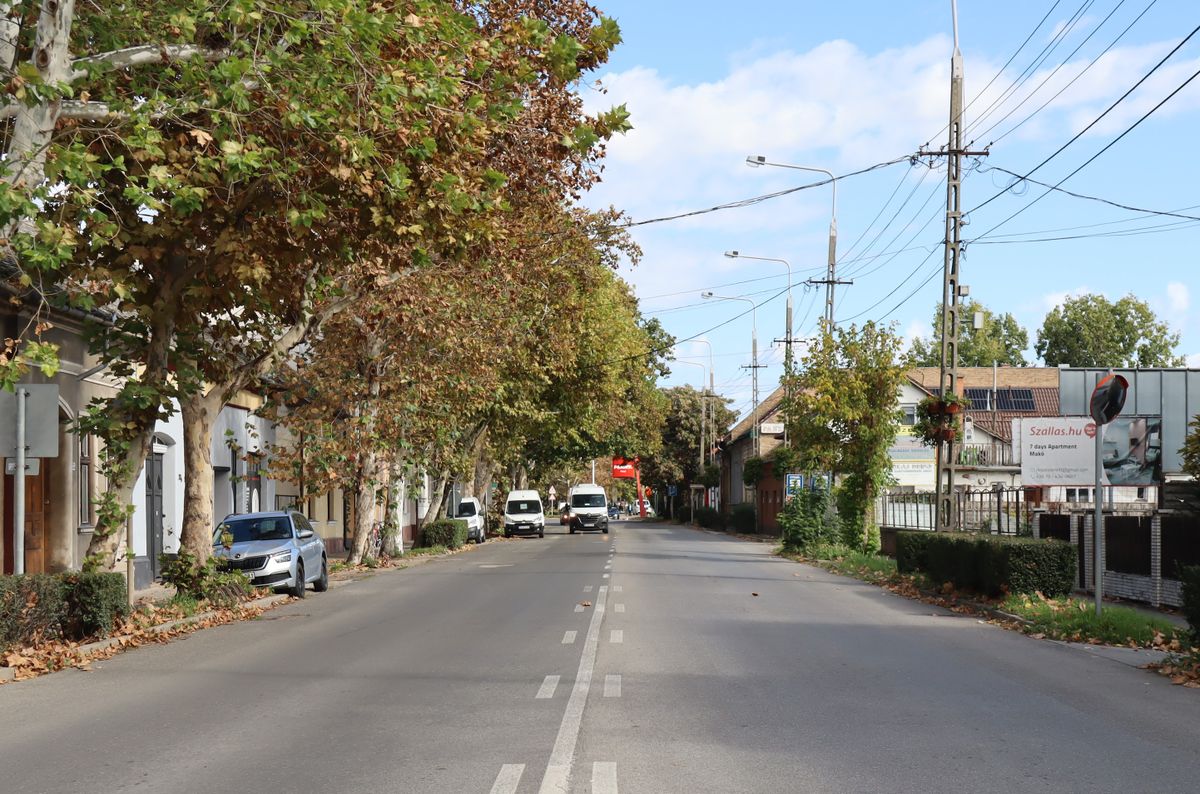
1084,423,1097,438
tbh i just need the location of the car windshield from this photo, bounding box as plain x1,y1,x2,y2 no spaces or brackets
457,502,476,517
572,494,606,507
506,500,539,514
215,516,293,544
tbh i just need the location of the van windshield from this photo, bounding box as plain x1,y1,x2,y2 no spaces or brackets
571,494,606,508
457,502,476,517
506,500,539,514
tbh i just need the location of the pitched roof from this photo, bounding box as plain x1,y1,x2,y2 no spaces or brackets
906,366,1060,390
724,384,785,444
966,387,1059,441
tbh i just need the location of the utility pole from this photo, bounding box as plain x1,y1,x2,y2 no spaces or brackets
922,1,987,533
805,275,854,328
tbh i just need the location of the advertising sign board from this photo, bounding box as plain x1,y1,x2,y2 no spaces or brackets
1018,416,1163,486
611,457,637,479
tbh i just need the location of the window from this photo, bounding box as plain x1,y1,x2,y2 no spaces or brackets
963,418,975,443
901,406,916,425
79,434,93,527
327,490,335,522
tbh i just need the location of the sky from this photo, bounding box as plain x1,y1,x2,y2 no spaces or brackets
578,0,1200,423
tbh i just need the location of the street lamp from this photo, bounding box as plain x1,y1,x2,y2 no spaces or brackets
745,156,840,326
700,292,759,457
724,250,795,386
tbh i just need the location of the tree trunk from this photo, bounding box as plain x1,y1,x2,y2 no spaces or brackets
347,451,383,564
83,425,155,571
420,469,451,529
382,460,404,556
179,387,224,567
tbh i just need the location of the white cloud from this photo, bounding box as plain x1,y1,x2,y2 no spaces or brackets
1187,353,1200,368
903,318,931,351
1167,281,1190,314
1039,285,1094,312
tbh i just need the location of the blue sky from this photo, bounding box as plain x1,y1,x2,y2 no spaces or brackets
580,1,1200,421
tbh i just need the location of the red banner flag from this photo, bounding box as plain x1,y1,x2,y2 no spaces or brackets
611,457,637,479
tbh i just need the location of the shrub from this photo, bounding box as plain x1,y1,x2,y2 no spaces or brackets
730,504,756,533
694,506,725,530
895,530,934,574
779,480,839,552
1180,565,1200,639
421,519,469,549
675,504,691,523
742,457,765,487
896,532,1076,597
162,551,252,607
61,572,129,638
0,574,66,651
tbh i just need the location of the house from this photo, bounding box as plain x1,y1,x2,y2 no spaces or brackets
897,367,1061,491
717,385,787,533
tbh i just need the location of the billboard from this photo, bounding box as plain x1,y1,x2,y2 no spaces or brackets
1017,416,1163,486
611,457,637,479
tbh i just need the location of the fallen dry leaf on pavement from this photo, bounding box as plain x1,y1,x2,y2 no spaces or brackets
581,601,592,607
751,592,759,597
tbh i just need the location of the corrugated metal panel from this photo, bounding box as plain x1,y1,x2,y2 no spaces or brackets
1060,368,1200,475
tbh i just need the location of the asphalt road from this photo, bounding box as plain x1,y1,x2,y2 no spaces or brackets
3,520,1200,793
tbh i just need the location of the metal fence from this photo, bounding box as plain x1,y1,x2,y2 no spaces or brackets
876,486,1034,535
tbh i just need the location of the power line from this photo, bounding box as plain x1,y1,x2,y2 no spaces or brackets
971,61,1200,242
839,245,941,324
967,22,1200,219
965,0,1099,138
976,164,1200,222
977,0,1157,146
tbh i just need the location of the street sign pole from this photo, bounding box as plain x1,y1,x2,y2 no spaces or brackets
15,387,27,575
1093,421,1104,617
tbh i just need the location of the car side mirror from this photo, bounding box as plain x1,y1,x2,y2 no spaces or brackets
298,529,314,539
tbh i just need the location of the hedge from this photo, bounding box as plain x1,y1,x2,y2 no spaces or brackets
1,572,129,652
694,506,725,530
674,504,691,523
730,504,756,533
1182,565,1200,639
895,531,1076,597
421,519,469,550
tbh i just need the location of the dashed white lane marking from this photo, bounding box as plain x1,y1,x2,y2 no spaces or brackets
612,585,623,592
614,604,625,613
604,674,622,698
490,764,525,794
562,630,577,645
592,761,619,794
538,585,609,794
604,563,611,570
610,630,623,644
574,604,585,613
536,675,561,699
602,573,610,579
583,585,594,593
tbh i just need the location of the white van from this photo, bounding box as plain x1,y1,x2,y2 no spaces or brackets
503,490,545,538
568,484,609,534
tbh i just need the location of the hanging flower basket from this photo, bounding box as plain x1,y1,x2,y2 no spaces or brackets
912,393,971,447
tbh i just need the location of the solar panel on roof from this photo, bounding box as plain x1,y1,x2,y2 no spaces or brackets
996,388,1036,411
964,388,990,409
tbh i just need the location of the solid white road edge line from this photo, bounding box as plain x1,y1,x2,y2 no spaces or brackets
490,764,525,794
604,674,622,698
592,761,619,794
536,675,561,699
538,584,609,794
562,630,577,644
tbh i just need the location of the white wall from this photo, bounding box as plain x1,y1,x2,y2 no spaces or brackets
129,400,185,557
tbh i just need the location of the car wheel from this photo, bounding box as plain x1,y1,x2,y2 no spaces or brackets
313,556,329,592
290,561,306,599
539,528,545,538
478,527,486,544
504,530,511,539
602,527,609,534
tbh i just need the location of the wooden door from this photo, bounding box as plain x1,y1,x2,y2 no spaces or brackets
146,453,164,579
3,466,48,574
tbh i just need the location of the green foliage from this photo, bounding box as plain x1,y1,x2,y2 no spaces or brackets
778,479,839,552
162,551,253,607
694,506,725,530
896,532,1076,597
770,445,801,477
0,575,67,651
1181,416,1200,482
674,504,692,523
1001,593,1187,647
911,393,971,448
406,545,449,557
742,456,765,487
730,504,757,533
787,322,907,551
420,519,469,550
698,463,721,489
1,572,131,650
909,299,1029,367
61,573,129,639
639,385,737,495
1181,566,1200,639
1036,293,1184,367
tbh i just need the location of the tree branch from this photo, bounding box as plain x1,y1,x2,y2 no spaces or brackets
70,43,227,83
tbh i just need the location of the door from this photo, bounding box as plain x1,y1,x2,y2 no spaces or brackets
3,467,49,575
146,453,165,579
